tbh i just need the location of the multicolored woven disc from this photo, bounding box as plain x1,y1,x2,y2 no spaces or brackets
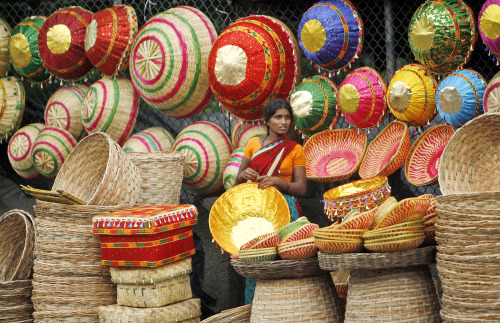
129,6,217,118
122,127,174,152
0,77,25,142
9,16,50,83
479,0,500,64
436,69,486,127
223,148,245,191
0,18,11,77
289,75,339,137
484,71,500,113
387,64,437,127
408,0,477,74
299,0,364,73
85,5,138,76
338,67,387,129
8,123,45,179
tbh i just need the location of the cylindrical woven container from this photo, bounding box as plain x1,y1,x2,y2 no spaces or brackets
438,112,500,194
408,0,477,74
130,6,216,118
8,123,45,179
9,16,51,83
173,121,232,195
85,5,137,75
359,120,410,179
38,6,94,80
0,18,11,76
52,132,140,205
32,127,77,179
298,0,364,74
0,280,33,322
289,75,340,136
387,64,437,127
223,148,244,191
44,84,89,141
479,0,500,64
251,275,344,322
483,70,500,113
338,67,387,129
81,77,139,145
0,209,35,281
126,151,185,205
230,123,266,150
436,69,487,127
0,76,25,141
122,126,174,152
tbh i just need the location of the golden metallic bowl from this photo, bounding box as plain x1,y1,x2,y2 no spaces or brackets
209,182,290,254
324,176,388,200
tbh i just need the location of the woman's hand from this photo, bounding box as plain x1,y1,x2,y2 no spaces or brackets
239,167,259,182
256,175,280,190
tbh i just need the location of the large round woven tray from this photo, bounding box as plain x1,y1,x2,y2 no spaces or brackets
318,245,436,271
230,257,327,280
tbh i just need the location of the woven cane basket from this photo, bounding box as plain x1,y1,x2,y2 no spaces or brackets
251,274,344,322
201,305,251,323
8,123,45,179
223,148,244,191
0,18,10,76
0,279,33,321
230,123,266,150
0,76,25,142
231,257,327,280
52,132,140,205
483,70,500,113
44,84,89,141
32,127,77,179
438,112,500,194
85,5,138,75
126,151,184,205
9,16,51,83
123,126,175,152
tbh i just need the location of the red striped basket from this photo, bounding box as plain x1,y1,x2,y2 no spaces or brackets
122,127,174,152
223,148,245,191
8,123,46,179
230,122,266,150
32,127,77,178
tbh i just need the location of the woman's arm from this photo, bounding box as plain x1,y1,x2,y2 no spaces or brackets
255,166,306,197
236,156,259,184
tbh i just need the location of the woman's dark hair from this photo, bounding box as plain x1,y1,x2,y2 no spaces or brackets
263,99,294,133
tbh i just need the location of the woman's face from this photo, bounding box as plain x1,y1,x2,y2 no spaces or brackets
267,108,291,136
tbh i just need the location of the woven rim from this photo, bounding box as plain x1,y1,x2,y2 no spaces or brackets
436,191,500,213
8,123,45,179
201,304,251,323
230,257,327,279
374,197,430,229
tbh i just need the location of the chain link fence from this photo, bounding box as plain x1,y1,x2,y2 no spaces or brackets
0,0,497,205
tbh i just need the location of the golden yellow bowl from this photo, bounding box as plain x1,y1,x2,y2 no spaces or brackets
209,182,291,254
324,176,388,200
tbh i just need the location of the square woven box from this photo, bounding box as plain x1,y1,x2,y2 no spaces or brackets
93,205,197,267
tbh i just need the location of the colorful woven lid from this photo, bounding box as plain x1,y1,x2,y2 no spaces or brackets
338,67,387,129
173,121,232,195
81,77,139,145
289,75,340,137
9,16,50,83
304,128,367,182
44,84,89,141
0,77,25,142
479,0,500,64
223,148,245,191
8,123,45,179
0,18,11,77
408,0,477,75
230,122,266,150
93,205,198,235
129,6,217,118
359,120,410,179
436,69,487,127
38,6,94,80
298,0,364,74
85,5,138,76
405,124,455,186
122,127,174,152
387,64,437,127
484,71,500,113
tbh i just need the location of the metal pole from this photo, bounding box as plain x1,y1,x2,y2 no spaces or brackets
385,0,396,81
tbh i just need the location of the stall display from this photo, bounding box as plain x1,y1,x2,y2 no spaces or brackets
0,18,10,76
223,148,244,191
8,123,45,179
484,70,500,113
0,77,25,141
122,127,174,152
230,123,266,150
479,0,500,64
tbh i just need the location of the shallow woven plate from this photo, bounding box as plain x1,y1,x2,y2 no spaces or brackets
277,220,309,241
364,236,425,253
337,207,377,230
240,232,280,250
374,197,430,229
281,223,319,243
363,232,425,243
314,238,363,254
304,129,367,182
209,183,290,254
405,124,454,186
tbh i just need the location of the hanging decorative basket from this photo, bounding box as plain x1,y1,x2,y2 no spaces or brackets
129,6,217,118
81,77,138,145
408,0,477,75
298,0,364,75
387,64,437,127
44,84,89,141
8,123,45,179
289,75,340,137
0,77,25,142
230,123,266,150
338,67,387,129
479,0,500,64
358,120,410,179
484,71,500,113
436,69,487,127
122,127,174,152
303,128,367,182
223,148,245,191
172,121,232,195
32,127,77,179
405,124,455,186
9,16,51,83
38,6,94,80
0,18,11,77
85,5,138,76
